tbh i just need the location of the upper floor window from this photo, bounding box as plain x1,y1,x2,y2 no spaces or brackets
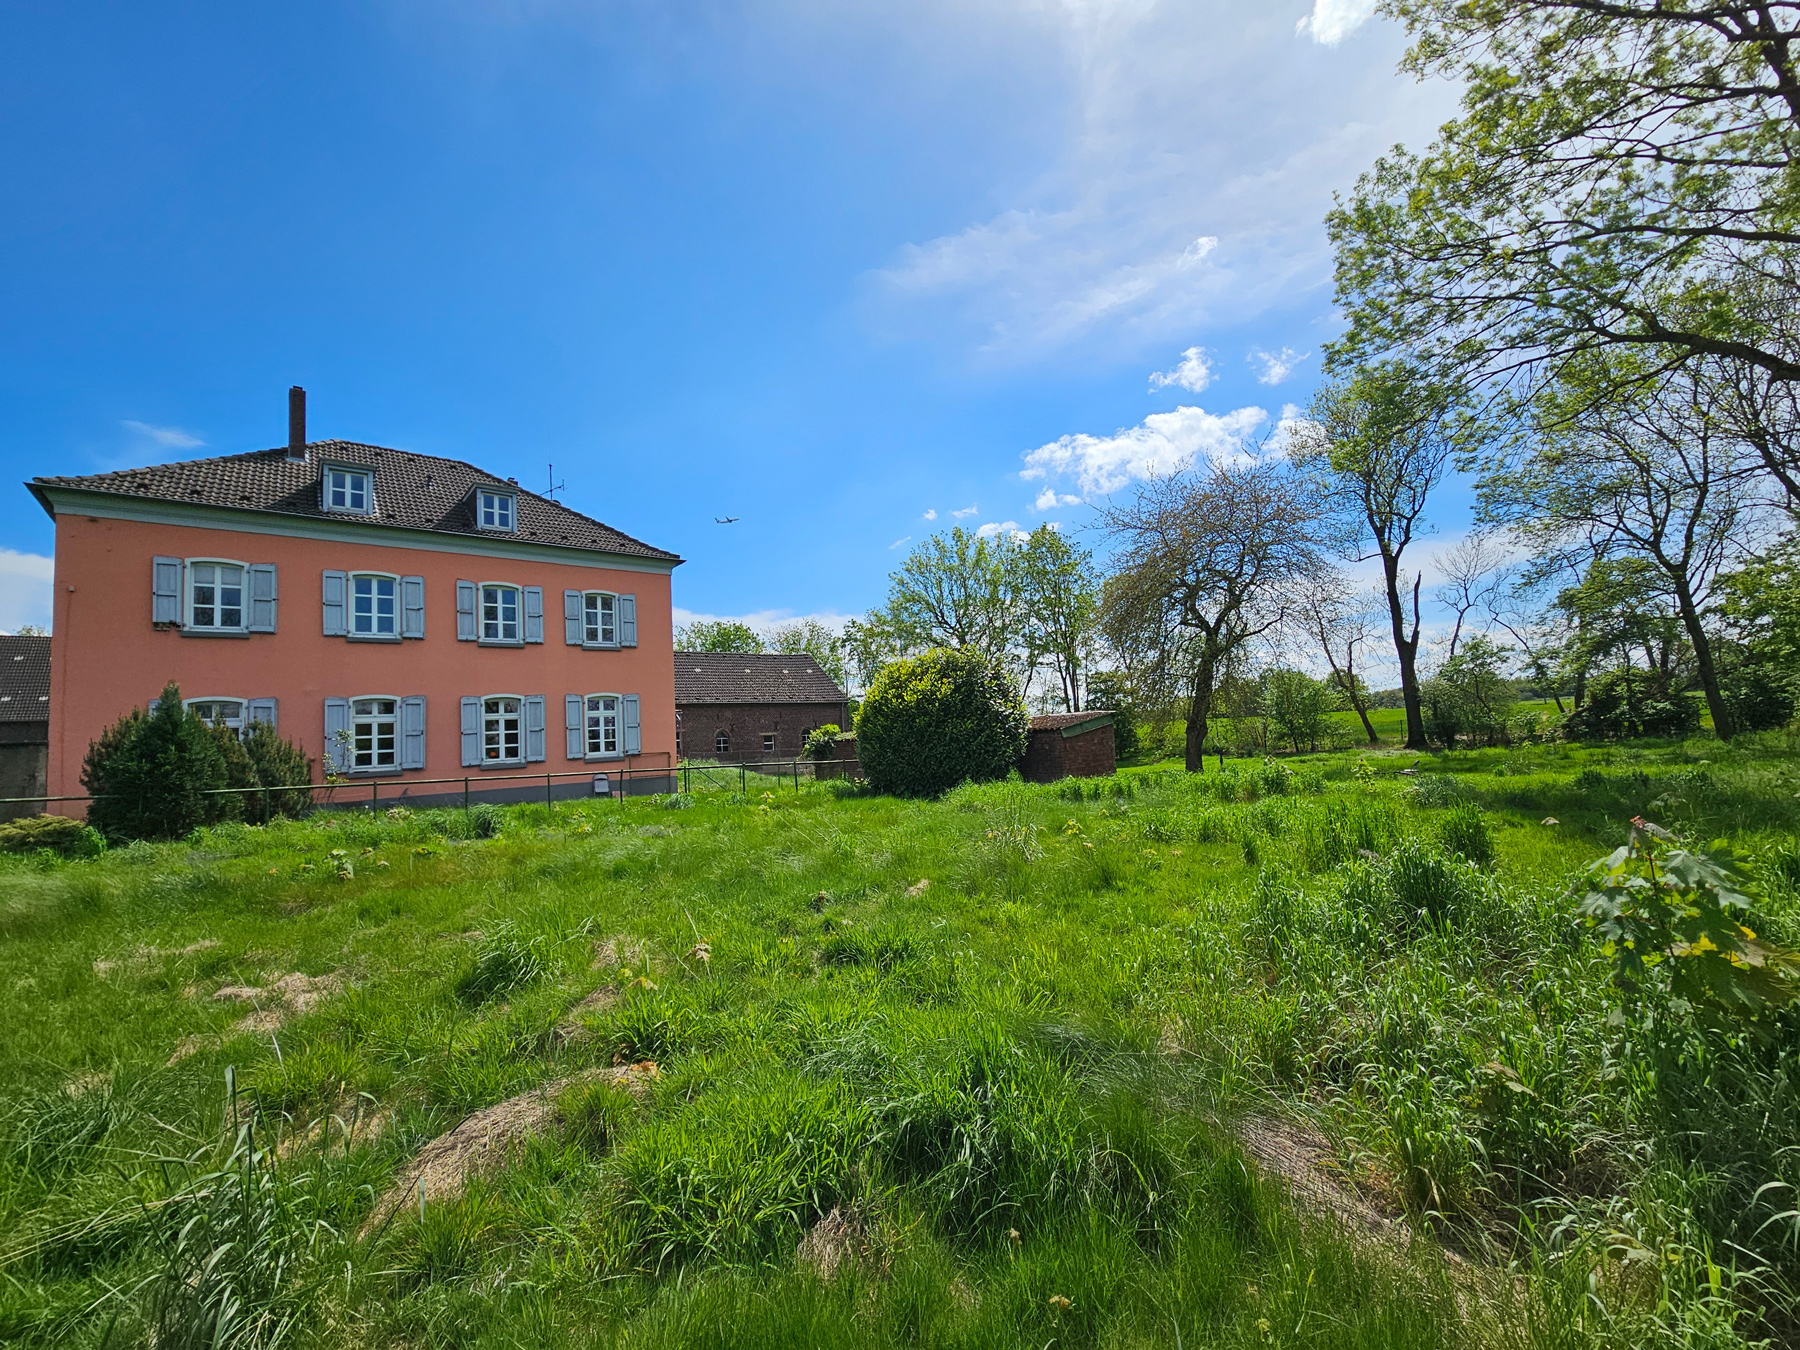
477,489,515,532
584,592,617,646
188,561,245,632
351,574,398,637
324,467,373,515
351,697,398,769
187,698,245,734
481,584,521,643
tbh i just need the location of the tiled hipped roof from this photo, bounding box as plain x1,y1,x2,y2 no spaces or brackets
0,635,51,722
675,652,847,705
31,441,680,563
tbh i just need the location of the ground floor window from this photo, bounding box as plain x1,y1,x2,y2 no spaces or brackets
715,730,730,756
763,733,776,754
187,698,245,734
352,697,398,769
586,694,620,757
484,696,523,763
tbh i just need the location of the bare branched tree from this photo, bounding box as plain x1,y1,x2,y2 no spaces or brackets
1296,571,1382,746
1099,461,1330,772
1433,534,1510,661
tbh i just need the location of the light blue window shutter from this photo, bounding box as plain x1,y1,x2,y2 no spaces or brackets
565,694,584,758
620,594,637,647
623,694,641,755
524,695,547,762
323,698,351,773
247,565,278,632
460,696,482,766
152,557,183,624
401,696,427,770
564,590,582,645
322,570,348,637
246,698,277,730
401,577,426,638
456,581,478,641
523,587,545,644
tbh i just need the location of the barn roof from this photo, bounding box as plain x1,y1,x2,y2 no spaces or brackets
0,634,51,723
674,652,847,705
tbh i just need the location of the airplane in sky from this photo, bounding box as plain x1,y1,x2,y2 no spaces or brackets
714,516,740,524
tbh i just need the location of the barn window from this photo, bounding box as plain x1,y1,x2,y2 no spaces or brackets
715,731,730,756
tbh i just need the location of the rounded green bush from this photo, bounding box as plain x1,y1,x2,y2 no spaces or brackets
855,649,1028,797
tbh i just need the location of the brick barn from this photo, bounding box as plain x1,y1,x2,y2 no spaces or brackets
1021,711,1116,783
0,634,50,820
675,652,848,762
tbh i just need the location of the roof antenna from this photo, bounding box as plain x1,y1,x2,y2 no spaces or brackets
545,463,566,499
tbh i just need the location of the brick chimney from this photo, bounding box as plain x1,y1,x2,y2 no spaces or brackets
286,386,307,462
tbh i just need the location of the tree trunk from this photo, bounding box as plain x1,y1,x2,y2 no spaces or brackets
1672,579,1736,739
1382,559,1428,749
1184,651,1216,773
1351,694,1378,745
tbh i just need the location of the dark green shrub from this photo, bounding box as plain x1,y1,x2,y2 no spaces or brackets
0,814,105,859
241,723,315,822
855,649,1028,797
1718,661,1795,733
1437,801,1495,868
802,724,842,761
1563,668,1701,741
83,685,228,843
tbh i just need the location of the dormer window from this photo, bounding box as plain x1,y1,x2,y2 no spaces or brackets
477,489,516,532
324,467,373,515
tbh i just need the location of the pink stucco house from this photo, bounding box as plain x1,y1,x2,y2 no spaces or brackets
27,389,682,807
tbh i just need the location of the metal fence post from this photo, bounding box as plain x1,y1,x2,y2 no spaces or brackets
463,777,469,812
372,780,379,811
546,773,553,809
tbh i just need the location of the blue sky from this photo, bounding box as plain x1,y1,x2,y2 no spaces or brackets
0,0,1461,652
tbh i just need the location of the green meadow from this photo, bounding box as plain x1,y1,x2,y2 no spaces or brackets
3,734,1800,1349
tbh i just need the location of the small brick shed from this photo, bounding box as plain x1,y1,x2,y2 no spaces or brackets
1020,711,1116,783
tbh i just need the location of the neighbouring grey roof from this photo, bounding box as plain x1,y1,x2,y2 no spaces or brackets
674,652,848,706
29,441,680,563
0,635,50,722
1031,711,1114,737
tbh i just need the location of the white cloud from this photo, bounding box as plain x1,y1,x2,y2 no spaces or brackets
1021,403,1269,496
1149,346,1214,393
122,420,204,449
951,504,978,519
977,520,1028,540
889,535,912,549
1176,235,1218,270
868,2,1452,360
1297,0,1380,46
1034,485,1082,510
922,509,937,520
0,550,54,634
1250,345,1310,385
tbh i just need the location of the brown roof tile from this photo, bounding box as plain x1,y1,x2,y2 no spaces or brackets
674,652,847,705
30,441,680,563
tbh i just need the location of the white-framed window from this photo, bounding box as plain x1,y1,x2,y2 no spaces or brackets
715,730,730,756
477,489,515,532
481,584,521,643
763,733,777,754
324,466,373,515
585,694,621,757
351,697,399,770
483,696,523,763
187,560,246,632
351,573,398,637
187,698,245,734
583,591,617,646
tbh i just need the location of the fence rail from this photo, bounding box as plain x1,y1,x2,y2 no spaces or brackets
0,758,863,815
